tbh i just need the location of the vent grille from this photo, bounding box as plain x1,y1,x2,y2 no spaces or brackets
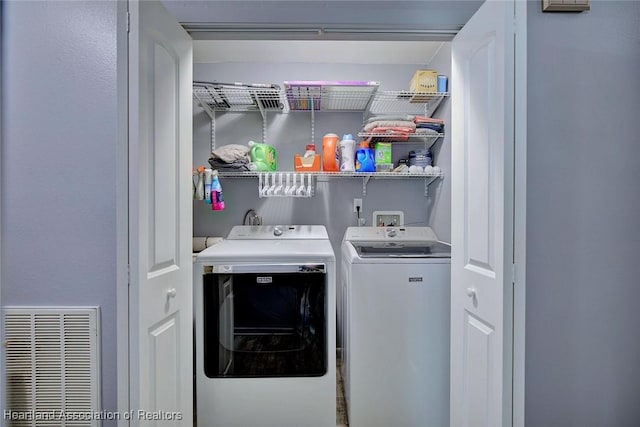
3,308,100,427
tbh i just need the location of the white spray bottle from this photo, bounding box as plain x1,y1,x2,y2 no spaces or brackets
204,168,213,204
195,166,205,200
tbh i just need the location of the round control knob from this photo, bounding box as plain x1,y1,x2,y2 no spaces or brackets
273,226,284,236
387,229,397,238
167,288,177,298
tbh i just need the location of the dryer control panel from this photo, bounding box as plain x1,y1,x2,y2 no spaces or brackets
227,225,329,240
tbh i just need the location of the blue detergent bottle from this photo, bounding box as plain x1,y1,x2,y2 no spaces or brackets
355,141,375,172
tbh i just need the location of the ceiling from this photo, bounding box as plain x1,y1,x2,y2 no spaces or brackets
163,1,482,65
162,0,483,28
193,39,445,64
162,1,484,41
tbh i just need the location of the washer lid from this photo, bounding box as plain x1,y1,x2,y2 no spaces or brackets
352,241,451,258
227,225,329,240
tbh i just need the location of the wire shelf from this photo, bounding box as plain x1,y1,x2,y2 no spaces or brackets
284,81,379,112
193,84,449,116
193,85,285,113
216,169,443,197
217,171,443,179
358,132,444,140
368,91,448,115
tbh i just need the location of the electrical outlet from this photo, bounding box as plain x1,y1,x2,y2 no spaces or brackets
353,198,363,214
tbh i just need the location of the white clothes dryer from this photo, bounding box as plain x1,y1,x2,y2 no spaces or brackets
341,226,451,427
195,225,336,427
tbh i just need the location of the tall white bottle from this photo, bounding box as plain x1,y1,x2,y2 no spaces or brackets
339,134,356,171
204,168,213,204
195,166,205,200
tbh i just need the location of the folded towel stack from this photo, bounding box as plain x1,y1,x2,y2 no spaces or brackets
361,115,444,141
414,116,445,133
208,144,252,172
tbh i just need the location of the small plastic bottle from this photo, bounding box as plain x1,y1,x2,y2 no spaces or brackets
211,170,225,211
204,168,213,204
192,167,197,199
195,166,205,200
304,144,316,158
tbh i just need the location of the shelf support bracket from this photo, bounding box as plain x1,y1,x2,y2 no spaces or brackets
211,113,216,152
255,94,269,145
262,112,268,144
256,92,267,122
362,176,371,196
310,97,315,145
193,92,218,152
193,92,216,120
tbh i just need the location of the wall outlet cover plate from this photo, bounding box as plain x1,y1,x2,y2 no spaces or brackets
373,211,405,227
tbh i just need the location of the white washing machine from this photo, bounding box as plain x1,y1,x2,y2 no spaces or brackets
341,226,451,427
194,225,336,427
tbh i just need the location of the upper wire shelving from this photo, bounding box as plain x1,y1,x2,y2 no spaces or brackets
192,83,286,119
192,82,449,189
283,81,380,112
367,91,449,116
193,83,449,117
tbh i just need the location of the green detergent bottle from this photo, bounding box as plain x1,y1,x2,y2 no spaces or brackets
248,140,277,171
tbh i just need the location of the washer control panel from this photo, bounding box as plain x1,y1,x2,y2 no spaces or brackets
344,226,438,242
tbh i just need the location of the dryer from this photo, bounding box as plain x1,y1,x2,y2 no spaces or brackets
195,225,336,427
341,226,451,427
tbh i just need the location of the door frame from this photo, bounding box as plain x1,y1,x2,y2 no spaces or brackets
114,1,528,425
116,0,130,424
513,1,527,426
0,4,4,424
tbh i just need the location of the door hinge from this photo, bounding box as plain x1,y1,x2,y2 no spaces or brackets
126,11,130,34
127,264,131,287
511,263,516,284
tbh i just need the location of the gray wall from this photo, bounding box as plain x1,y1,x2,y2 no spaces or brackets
6,1,640,425
1,0,119,421
424,43,451,243
193,62,451,251
193,61,452,347
526,2,640,426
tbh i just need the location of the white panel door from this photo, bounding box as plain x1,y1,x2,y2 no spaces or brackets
128,0,192,424
451,1,515,426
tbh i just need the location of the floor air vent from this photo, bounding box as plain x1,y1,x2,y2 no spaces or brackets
3,307,101,426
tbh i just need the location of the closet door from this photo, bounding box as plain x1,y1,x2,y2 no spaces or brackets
128,0,193,424
450,1,517,426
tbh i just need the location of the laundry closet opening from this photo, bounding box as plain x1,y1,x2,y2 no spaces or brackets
191,38,453,256
190,36,455,427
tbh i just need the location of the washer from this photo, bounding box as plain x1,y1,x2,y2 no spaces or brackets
195,225,336,427
341,226,451,427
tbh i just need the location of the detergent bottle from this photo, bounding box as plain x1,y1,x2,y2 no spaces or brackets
248,140,277,171
211,170,225,211
322,133,340,171
339,134,356,171
355,141,375,172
